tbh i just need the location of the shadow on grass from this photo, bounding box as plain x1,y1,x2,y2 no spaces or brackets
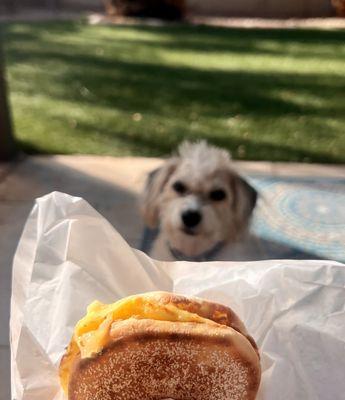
7,43,345,117
4,21,345,162
20,122,342,163
5,21,345,49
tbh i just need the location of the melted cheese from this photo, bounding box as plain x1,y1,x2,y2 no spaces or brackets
59,294,212,395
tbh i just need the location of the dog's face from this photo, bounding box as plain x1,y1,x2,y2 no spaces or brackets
141,142,257,257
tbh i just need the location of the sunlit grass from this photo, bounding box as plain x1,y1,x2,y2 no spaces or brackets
3,21,345,162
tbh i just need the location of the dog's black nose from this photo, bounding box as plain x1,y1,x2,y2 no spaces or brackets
182,210,202,228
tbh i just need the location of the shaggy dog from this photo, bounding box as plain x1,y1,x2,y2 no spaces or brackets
141,141,258,261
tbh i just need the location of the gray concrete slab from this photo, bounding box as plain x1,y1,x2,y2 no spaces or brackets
0,346,10,400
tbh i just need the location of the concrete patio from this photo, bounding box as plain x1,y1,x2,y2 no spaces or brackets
0,155,344,399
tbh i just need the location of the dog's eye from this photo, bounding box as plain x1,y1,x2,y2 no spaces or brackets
209,189,226,201
172,181,187,194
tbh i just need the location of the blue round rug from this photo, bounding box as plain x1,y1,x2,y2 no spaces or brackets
250,176,345,262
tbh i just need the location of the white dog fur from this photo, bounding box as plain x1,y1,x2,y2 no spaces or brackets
141,141,258,261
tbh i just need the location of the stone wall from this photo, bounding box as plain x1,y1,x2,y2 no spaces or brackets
187,0,334,18
1,0,335,17
0,0,102,14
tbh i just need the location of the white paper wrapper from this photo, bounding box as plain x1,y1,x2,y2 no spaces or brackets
10,191,345,400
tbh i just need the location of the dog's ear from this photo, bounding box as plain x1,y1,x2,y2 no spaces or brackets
228,171,258,225
141,158,179,228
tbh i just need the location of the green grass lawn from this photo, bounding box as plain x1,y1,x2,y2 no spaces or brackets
3,20,345,162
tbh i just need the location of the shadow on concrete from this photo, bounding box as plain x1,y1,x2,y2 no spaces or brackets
0,155,144,246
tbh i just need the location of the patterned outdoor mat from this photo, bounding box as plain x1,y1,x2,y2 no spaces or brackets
250,176,345,263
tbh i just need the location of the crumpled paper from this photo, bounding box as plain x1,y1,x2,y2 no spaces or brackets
10,191,345,400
